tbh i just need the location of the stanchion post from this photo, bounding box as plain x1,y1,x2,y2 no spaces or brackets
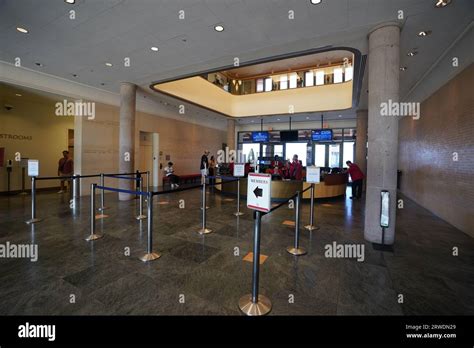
238,211,272,315
136,177,147,220
98,173,108,211
197,180,212,234
287,191,307,256
234,178,244,217
25,177,42,224
139,192,161,262
305,183,320,231
86,183,102,241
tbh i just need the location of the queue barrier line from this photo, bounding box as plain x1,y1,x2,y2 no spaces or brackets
86,184,160,262
151,176,240,196
34,171,147,181
103,175,140,180
239,183,314,316
96,185,148,196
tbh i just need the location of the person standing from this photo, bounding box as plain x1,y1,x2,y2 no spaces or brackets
57,150,73,193
289,154,303,180
346,160,364,199
200,150,209,177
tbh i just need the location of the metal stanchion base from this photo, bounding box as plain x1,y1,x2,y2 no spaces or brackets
98,207,109,212
197,228,212,235
139,252,161,262
304,225,320,231
200,206,210,210
85,234,103,241
234,211,244,216
136,215,147,220
286,246,307,256
25,218,42,224
238,294,272,316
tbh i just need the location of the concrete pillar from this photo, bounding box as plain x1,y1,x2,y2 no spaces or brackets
227,119,236,151
119,82,137,201
355,109,368,180
364,23,400,245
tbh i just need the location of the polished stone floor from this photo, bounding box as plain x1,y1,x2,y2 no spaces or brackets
0,186,473,316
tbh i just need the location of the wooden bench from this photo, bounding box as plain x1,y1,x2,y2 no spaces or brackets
162,173,201,187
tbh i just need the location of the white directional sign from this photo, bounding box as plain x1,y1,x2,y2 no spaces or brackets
306,166,320,183
27,159,39,177
233,163,245,177
247,173,272,212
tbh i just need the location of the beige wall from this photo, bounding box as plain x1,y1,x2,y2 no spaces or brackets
75,102,227,195
398,63,474,236
1,84,226,193
0,88,74,191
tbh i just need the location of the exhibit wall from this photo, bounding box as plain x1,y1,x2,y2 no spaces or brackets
398,63,474,236
1,84,226,194
0,86,74,191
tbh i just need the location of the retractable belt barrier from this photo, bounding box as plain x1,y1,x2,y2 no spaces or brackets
25,171,148,224
239,183,313,316
86,175,239,262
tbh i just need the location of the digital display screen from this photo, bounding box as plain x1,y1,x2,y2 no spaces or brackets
311,129,333,141
252,131,269,142
280,130,298,142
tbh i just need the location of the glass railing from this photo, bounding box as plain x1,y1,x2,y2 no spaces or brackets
203,65,353,96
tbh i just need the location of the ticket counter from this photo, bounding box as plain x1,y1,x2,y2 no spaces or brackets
215,173,347,200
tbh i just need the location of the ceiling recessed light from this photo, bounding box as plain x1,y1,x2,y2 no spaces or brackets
310,0,322,4
105,62,113,67
150,46,159,52
306,117,310,120
400,67,408,71
407,51,418,57
16,27,29,34
418,30,432,37
15,93,22,97
214,24,224,32
435,0,451,8
338,115,342,118
277,118,280,121
64,0,75,4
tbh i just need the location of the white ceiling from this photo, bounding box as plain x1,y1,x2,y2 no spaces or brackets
0,0,473,122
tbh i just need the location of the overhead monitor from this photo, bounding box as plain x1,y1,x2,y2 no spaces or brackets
311,129,333,142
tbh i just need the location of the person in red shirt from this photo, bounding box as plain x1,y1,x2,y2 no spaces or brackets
346,160,364,199
290,155,303,180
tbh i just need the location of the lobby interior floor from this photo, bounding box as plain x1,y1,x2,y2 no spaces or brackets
0,186,473,316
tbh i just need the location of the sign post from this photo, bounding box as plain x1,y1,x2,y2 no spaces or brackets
233,163,245,216
246,173,271,213
25,160,41,224
239,173,272,316
305,166,320,231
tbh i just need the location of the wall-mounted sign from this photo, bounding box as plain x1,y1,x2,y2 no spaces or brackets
0,134,33,141
27,159,39,177
380,190,390,228
247,173,272,213
306,166,320,183
233,163,245,177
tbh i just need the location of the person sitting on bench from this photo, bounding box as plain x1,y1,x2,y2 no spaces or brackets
164,162,180,189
